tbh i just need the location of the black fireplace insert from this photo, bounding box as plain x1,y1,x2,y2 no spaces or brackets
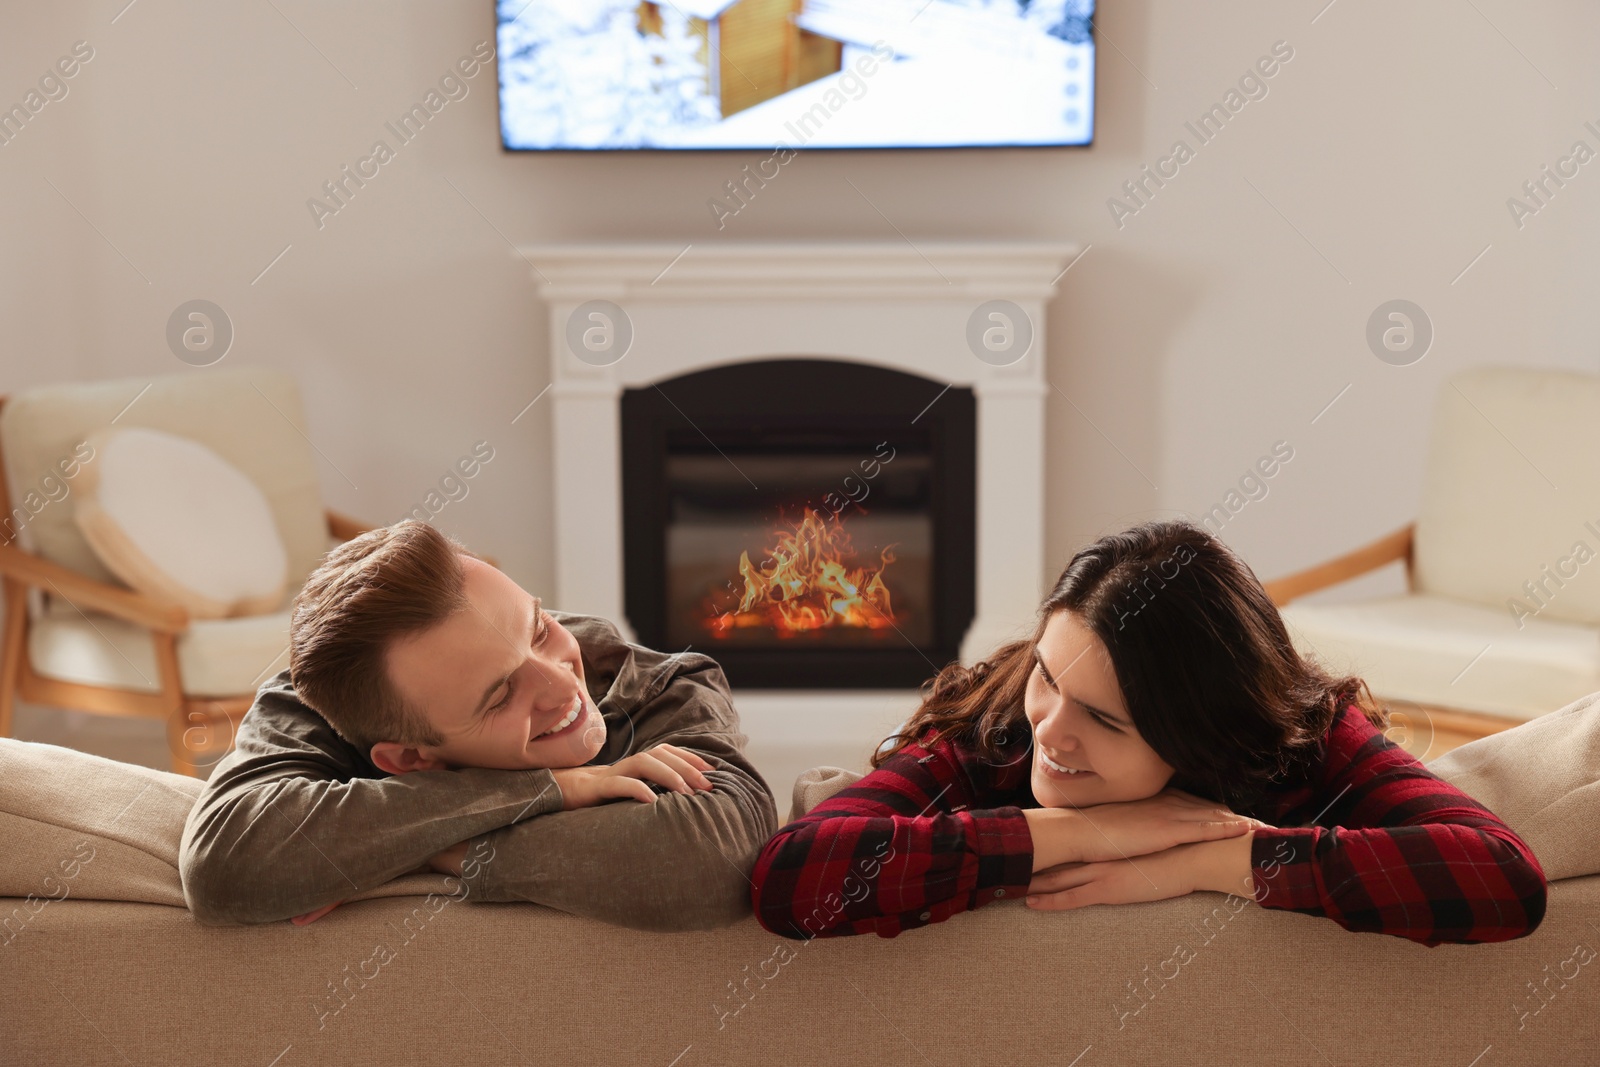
620,358,975,688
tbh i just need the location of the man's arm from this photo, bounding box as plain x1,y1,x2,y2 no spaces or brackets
178,671,564,925
451,637,779,931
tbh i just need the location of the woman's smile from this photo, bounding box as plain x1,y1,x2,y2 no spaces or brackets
1038,749,1096,779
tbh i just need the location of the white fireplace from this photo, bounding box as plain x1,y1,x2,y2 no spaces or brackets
519,241,1077,770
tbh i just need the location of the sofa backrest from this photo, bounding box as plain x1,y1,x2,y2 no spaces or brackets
0,367,328,616
1413,366,1600,624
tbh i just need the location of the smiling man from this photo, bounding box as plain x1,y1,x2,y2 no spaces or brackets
179,520,778,929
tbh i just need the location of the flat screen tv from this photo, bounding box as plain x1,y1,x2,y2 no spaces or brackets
495,0,1094,151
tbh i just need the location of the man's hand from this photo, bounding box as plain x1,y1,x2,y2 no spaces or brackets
291,842,473,923
287,746,716,924
290,899,343,925
551,743,715,810
427,840,471,878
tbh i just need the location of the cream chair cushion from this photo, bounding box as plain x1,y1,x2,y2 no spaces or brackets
26,598,291,698
1281,593,1600,721
74,426,289,620
0,367,327,619
1413,366,1600,625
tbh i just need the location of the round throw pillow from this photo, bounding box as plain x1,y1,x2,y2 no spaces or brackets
72,427,289,619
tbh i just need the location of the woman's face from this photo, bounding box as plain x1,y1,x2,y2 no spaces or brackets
1025,610,1175,807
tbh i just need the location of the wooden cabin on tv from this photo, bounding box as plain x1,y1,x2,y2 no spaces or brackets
637,0,844,118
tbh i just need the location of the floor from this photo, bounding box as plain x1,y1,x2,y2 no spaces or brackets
11,700,181,774
9,695,1481,806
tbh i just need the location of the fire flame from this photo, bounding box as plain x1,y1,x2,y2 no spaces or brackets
706,507,899,638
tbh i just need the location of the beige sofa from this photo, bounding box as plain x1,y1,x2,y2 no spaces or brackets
5,697,1600,1067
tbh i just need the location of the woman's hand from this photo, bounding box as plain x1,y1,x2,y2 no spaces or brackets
551,743,715,810
1025,827,1265,910
1026,843,1203,911
1024,786,1264,871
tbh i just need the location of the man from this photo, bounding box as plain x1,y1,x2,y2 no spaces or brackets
179,520,777,930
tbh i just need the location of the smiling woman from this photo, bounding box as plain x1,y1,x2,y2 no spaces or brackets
749,519,1549,946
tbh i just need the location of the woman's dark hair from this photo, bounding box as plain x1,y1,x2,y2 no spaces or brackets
873,520,1386,811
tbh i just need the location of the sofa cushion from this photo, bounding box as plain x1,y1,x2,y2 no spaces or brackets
0,737,470,910
1426,689,1600,881
74,426,289,619
790,690,1600,882
789,764,864,823
1280,592,1600,720
1414,366,1600,625
0,738,204,908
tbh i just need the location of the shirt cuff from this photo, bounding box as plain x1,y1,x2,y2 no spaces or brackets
964,806,1035,910
1249,826,1321,910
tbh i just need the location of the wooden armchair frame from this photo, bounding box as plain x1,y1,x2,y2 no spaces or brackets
0,392,378,776
1263,522,1521,747
1262,524,1416,607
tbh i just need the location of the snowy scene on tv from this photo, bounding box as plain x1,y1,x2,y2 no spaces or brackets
496,0,1095,150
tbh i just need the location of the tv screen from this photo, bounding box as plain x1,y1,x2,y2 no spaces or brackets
495,0,1094,151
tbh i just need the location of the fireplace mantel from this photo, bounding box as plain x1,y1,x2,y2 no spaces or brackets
521,241,1077,303
517,240,1078,674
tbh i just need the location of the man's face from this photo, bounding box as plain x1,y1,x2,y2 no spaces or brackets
375,555,607,773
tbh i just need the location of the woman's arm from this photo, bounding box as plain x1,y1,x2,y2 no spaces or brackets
750,735,1035,939
1249,708,1548,946
1027,711,1547,944
752,735,1264,938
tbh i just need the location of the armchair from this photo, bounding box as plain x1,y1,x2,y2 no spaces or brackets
1265,366,1600,745
0,368,376,776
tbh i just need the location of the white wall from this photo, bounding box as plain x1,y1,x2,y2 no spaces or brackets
4,0,1598,623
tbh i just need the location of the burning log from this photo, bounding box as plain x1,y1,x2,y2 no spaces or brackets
706,507,899,637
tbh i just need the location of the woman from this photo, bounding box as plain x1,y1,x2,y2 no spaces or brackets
750,521,1548,945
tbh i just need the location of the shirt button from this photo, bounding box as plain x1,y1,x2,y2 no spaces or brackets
918,910,931,921
994,889,1006,898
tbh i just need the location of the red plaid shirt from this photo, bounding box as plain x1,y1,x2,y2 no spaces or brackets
751,705,1548,946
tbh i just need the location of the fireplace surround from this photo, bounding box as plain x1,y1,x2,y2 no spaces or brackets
520,241,1077,747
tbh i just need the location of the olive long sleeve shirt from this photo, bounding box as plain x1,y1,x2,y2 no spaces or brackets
178,613,777,930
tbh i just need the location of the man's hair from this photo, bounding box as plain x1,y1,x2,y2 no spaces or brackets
289,519,489,755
